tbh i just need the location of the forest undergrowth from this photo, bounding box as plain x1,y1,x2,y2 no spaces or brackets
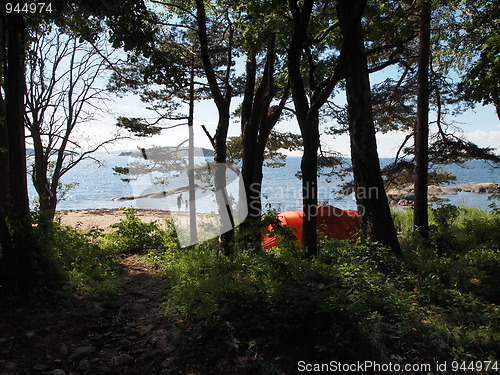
1,206,499,374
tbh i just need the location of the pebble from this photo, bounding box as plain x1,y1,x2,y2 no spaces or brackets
41,370,65,375
58,343,69,356
127,328,141,338
67,346,96,363
134,357,147,366
89,333,103,341
77,359,91,372
33,362,50,371
112,353,134,367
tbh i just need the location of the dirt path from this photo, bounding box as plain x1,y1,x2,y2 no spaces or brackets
0,256,186,375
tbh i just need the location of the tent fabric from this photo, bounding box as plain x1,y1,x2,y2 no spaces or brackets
262,205,360,249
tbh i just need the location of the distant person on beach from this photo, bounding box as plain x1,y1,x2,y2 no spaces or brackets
177,194,183,211
185,199,189,211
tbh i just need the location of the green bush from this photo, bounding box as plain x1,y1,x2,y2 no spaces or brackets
104,207,170,254
45,222,119,295
157,208,499,373
48,207,492,373
157,241,381,371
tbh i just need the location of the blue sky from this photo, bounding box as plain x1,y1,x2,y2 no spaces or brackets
103,91,500,159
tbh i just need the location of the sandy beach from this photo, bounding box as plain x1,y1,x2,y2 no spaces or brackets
55,208,175,231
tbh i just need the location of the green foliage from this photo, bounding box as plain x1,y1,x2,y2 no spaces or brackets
115,116,162,137
26,207,497,373
149,208,499,373
394,205,500,303
226,132,303,168
382,161,458,190
37,220,120,296
488,193,500,215
104,207,174,254
155,243,374,373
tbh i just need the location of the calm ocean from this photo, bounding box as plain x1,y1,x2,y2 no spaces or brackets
28,151,499,212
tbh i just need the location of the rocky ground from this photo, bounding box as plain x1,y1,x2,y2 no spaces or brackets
0,256,201,375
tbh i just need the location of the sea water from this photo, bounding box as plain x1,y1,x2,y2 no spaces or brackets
27,151,499,212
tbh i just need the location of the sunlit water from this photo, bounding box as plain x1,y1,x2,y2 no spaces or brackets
28,152,499,212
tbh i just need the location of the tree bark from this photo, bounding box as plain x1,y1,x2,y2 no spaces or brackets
0,12,51,287
287,0,318,257
187,59,198,245
195,0,235,254
338,0,402,256
0,15,10,215
240,39,287,251
494,99,500,123
414,0,431,239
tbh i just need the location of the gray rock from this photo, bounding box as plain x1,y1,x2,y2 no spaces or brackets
68,346,96,363
112,353,134,367
77,359,91,372
89,333,103,341
440,187,457,195
58,343,69,356
25,330,35,339
33,362,51,371
41,370,66,375
456,182,500,193
127,328,141,337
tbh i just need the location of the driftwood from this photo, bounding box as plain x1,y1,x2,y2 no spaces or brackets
110,185,198,201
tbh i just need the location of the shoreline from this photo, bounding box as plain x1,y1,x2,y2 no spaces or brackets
55,208,175,231
54,181,499,229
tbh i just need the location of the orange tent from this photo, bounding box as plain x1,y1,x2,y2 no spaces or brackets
262,205,360,249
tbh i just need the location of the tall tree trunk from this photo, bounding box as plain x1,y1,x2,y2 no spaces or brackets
30,121,54,217
338,0,402,256
240,40,286,252
241,52,260,246
300,116,320,257
414,0,431,239
494,99,500,121
287,0,319,257
195,0,234,254
0,15,10,214
187,58,198,245
0,12,48,287
214,110,235,255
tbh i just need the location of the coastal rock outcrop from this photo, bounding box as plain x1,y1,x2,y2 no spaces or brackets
385,182,499,206
455,182,500,193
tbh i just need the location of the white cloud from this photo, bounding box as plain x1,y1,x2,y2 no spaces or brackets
462,130,500,152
